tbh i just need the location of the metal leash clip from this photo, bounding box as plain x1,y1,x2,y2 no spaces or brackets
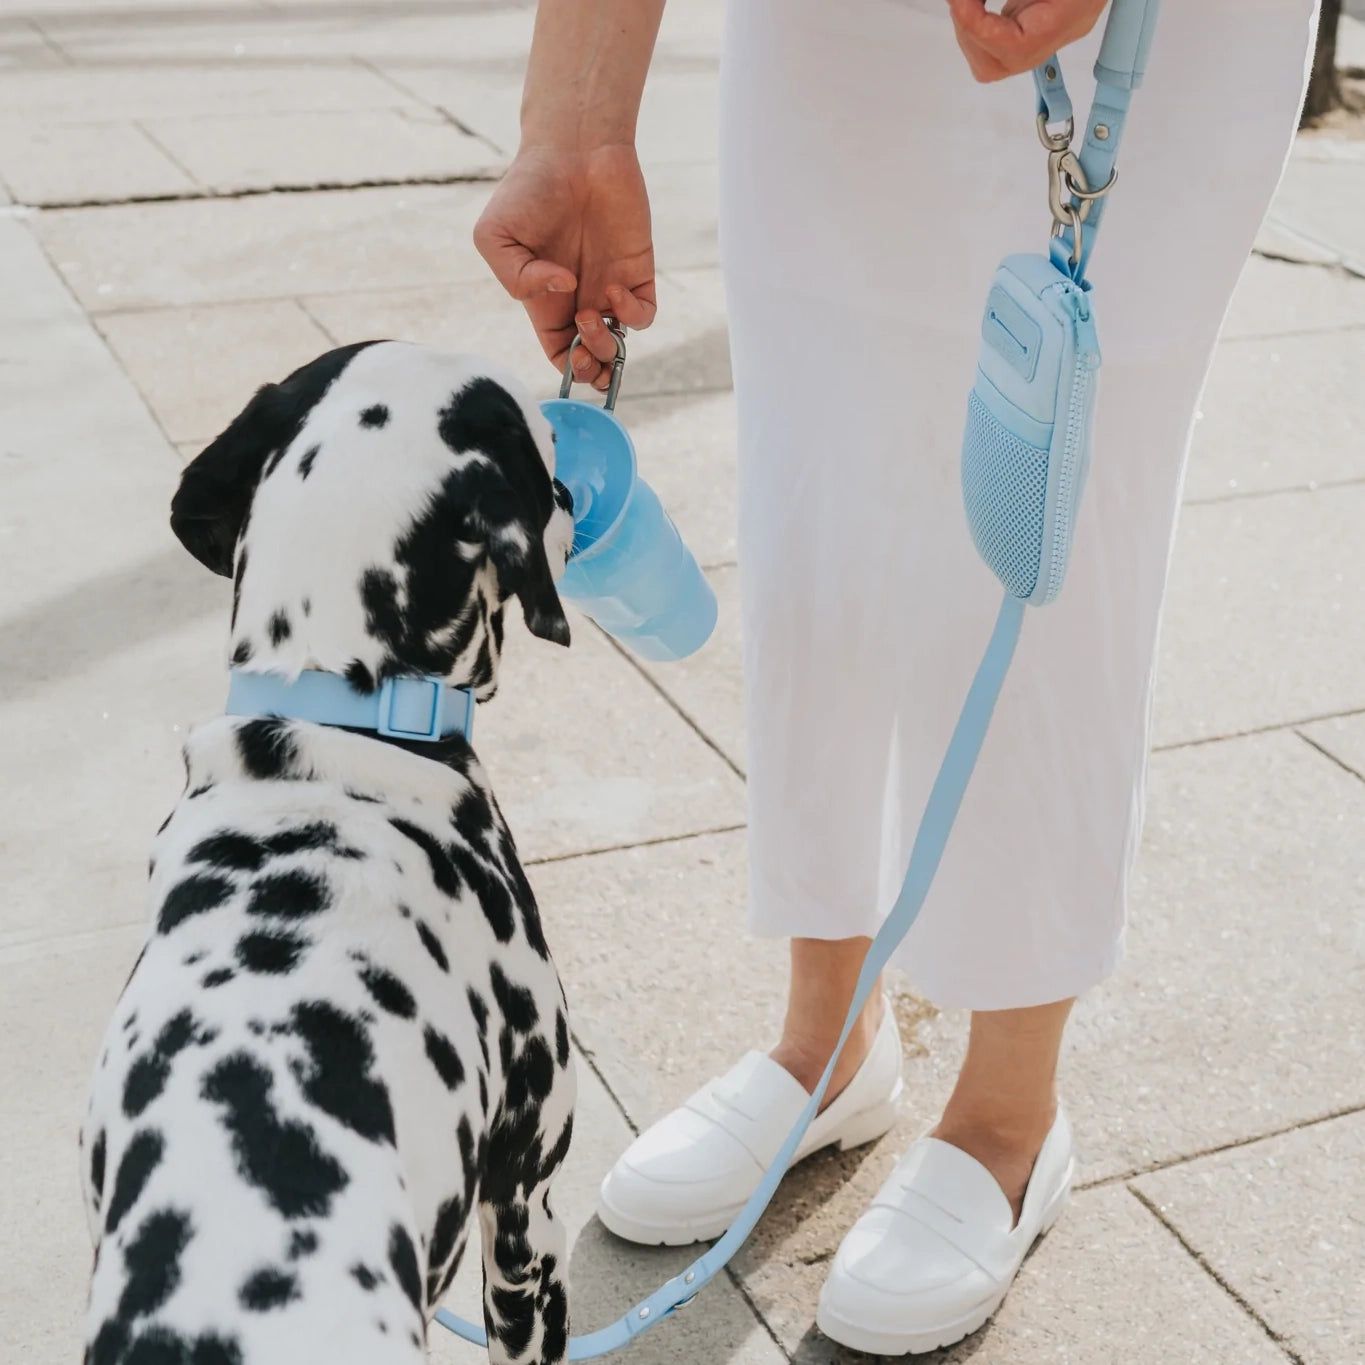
1036,98,1117,267
560,316,628,411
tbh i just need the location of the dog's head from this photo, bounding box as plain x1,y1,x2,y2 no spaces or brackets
170,341,574,701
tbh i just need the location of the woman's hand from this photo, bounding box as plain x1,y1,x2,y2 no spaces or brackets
474,142,656,392
949,0,1109,83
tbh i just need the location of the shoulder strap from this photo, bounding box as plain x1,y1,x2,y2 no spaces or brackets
1033,0,1162,276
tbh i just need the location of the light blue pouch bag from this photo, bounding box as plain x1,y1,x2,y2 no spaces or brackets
963,0,1160,605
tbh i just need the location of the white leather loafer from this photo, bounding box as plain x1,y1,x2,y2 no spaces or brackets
597,999,904,1246
816,1107,1074,1356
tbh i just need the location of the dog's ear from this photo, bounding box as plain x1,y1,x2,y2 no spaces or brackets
440,377,571,647
170,342,379,576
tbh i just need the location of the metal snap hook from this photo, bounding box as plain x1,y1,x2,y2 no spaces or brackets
559,317,628,412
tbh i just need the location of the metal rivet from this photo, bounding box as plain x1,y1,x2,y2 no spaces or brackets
684,1272,696,1285
1094,124,1110,141
1044,64,1058,81
638,1307,651,1321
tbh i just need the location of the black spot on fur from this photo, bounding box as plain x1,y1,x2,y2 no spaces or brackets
105,1130,165,1235
119,1208,192,1319
89,1129,107,1207
89,1320,128,1365
266,821,365,860
239,1266,300,1311
359,404,389,429
189,832,266,873
388,817,462,898
357,962,416,1019
157,874,234,934
555,1011,570,1068
344,659,376,695
288,1001,395,1145
247,868,329,919
451,792,493,847
182,950,207,967
467,988,489,1039
414,919,448,973
451,843,515,942
346,786,381,803
490,962,538,1033
123,1011,200,1118
235,718,299,780
262,445,288,479
423,1026,464,1091
230,639,253,667
267,611,291,647
350,1263,382,1291
124,1326,240,1365
202,968,234,988
236,929,308,975
287,1228,318,1260
388,1224,422,1317
298,444,320,479
202,1052,348,1219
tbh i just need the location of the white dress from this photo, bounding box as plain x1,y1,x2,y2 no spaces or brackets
717,0,1319,1009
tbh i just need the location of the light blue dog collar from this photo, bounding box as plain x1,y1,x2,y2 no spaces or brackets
226,669,475,743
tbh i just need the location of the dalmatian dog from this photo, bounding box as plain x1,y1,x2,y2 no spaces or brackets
79,341,579,1365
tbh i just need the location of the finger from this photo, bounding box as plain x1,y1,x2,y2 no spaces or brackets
576,310,625,366
953,26,1011,82
946,0,1054,73
472,217,577,302
605,282,658,332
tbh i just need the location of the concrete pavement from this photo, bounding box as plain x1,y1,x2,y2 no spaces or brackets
1,3,1362,1363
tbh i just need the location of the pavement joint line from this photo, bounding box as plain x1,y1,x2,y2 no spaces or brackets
133,115,202,188
1150,705,1365,754
1294,727,1365,784
596,621,747,782
21,170,501,213
293,295,341,347
1076,1097,1365,1193
1259,213,1365,280
1225,320,1365,344
1126,1186,1309,1365
25,14,71,64
525,823,747,869
1183,473,1365,507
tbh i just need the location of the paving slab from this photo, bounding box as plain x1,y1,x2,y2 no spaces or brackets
1151,483,1365,747
1272,146,1365,272
0,62,427,121
0,119,196,206
1299,711,1365,779
1184,330,1365,501
301,264,732,405
431,1056,783,1365
1133,1111,1365,1365
773,1185,1290,1365
634,562,744,772
96,298,336,444
474,609,747,866
1064,730,1365,1185
0,921,148,1365
143,106,499,196
35,173,718,313
1224,255,1365,340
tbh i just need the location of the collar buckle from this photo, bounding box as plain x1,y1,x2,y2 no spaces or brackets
377,676,445,741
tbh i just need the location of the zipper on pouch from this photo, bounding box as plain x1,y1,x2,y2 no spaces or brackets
1045,292,1101,600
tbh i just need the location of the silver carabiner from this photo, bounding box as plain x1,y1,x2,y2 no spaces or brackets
559,317,628,412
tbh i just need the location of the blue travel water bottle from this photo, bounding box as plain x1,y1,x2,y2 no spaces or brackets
541,325,718,662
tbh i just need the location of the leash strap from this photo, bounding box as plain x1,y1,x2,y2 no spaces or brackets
1033,0,1161,276
226,669,476,743
438,2,1161,1356
436,594,1026,1359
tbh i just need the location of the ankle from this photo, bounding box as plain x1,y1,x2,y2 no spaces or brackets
771,993,883,1101
930,1100,1057,1224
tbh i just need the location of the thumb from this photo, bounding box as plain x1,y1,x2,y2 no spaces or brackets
472,219,576,302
